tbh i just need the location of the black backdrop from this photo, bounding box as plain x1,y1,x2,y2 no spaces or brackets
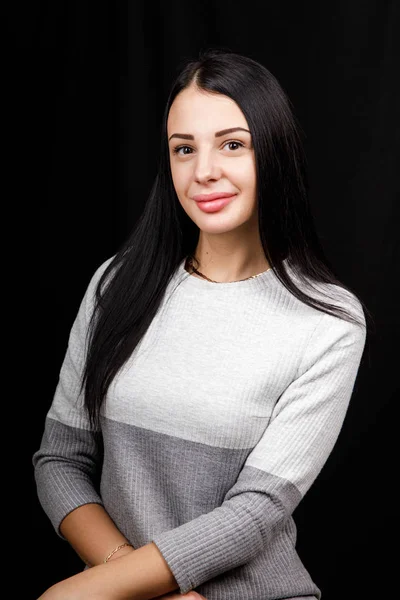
25,1,398,598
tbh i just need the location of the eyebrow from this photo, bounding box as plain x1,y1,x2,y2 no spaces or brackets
168,127,251,142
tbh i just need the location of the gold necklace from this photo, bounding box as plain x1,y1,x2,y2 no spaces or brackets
185,256,271,283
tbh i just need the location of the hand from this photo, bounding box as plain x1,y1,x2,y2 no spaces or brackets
154,594,207,600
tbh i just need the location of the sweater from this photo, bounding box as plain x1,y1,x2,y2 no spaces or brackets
33,256,367,599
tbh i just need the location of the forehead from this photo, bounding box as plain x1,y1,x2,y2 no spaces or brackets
167,85,248,135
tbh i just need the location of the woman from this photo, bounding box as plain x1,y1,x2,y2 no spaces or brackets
33,48,371,600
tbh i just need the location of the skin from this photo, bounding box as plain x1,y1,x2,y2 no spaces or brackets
168,82,270,282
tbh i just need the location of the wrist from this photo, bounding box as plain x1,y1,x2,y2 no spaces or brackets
107,545,134,561
104,542,134,563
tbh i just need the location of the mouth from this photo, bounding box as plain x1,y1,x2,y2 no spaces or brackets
193,193,237,214
192,192,237,202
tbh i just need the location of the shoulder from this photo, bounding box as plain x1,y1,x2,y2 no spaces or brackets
81,255,116,318
87,254,119,292
272,266,367,372
302,279,366,346
281,262,366,326
312,280,365,325
295,285,367,376
88,255,116,288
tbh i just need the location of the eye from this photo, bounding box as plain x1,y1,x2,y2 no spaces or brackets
223,140,244,151
172,145,193,156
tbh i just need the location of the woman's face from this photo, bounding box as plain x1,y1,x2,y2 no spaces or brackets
167,84,257,234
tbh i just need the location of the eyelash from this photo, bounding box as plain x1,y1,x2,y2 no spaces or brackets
172,140,245,156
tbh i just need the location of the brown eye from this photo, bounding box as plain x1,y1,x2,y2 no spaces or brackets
173,146,193,155
223,141,244,151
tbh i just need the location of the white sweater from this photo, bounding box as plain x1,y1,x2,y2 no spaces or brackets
33,256,367,599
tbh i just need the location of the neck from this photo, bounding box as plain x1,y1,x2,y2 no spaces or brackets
192,215,271,282
188,249,271,283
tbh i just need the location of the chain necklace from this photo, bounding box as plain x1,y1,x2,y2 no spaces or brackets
185,256,271,283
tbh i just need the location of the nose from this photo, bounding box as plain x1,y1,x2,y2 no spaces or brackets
194,148,221,183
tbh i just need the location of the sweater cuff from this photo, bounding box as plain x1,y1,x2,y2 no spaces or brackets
151,499,264,594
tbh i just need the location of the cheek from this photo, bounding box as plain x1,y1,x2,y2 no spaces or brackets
229,159,256,190
170,163,189,194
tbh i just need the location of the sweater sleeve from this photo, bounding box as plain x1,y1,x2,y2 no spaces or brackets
151,307,367,594
32,258,113,535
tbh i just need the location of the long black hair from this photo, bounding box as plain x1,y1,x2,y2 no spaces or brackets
81,48,373,428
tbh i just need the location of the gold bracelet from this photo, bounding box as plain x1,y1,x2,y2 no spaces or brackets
104,542,133,563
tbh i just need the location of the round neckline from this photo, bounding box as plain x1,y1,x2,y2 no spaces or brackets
176,257,280,291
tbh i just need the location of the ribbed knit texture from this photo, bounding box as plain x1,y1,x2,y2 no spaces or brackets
33,257,366,599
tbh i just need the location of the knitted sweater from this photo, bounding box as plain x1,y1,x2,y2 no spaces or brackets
33,256,367,599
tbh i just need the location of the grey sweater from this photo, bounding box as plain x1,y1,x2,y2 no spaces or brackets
33,257,367,599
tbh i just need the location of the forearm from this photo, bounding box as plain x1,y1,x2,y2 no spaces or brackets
38,541,180,600
59,502,134,567
99,542,179,599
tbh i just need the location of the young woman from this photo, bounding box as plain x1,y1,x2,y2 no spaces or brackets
33,48,371,600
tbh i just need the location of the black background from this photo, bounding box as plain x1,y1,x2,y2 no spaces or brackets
22,1,398,598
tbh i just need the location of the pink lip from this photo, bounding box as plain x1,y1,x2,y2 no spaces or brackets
193,192,237,202
194,193,236,214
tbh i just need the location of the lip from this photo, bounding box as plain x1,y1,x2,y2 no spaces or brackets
193,192,237,202
193,193,236,214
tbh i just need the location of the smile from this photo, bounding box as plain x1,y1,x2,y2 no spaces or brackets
194,194,237,213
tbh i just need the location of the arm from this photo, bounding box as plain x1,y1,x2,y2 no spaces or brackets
33,261,203,599
33,260,186,599
148,308,367,594
33,260,133,567
37,543,179,600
